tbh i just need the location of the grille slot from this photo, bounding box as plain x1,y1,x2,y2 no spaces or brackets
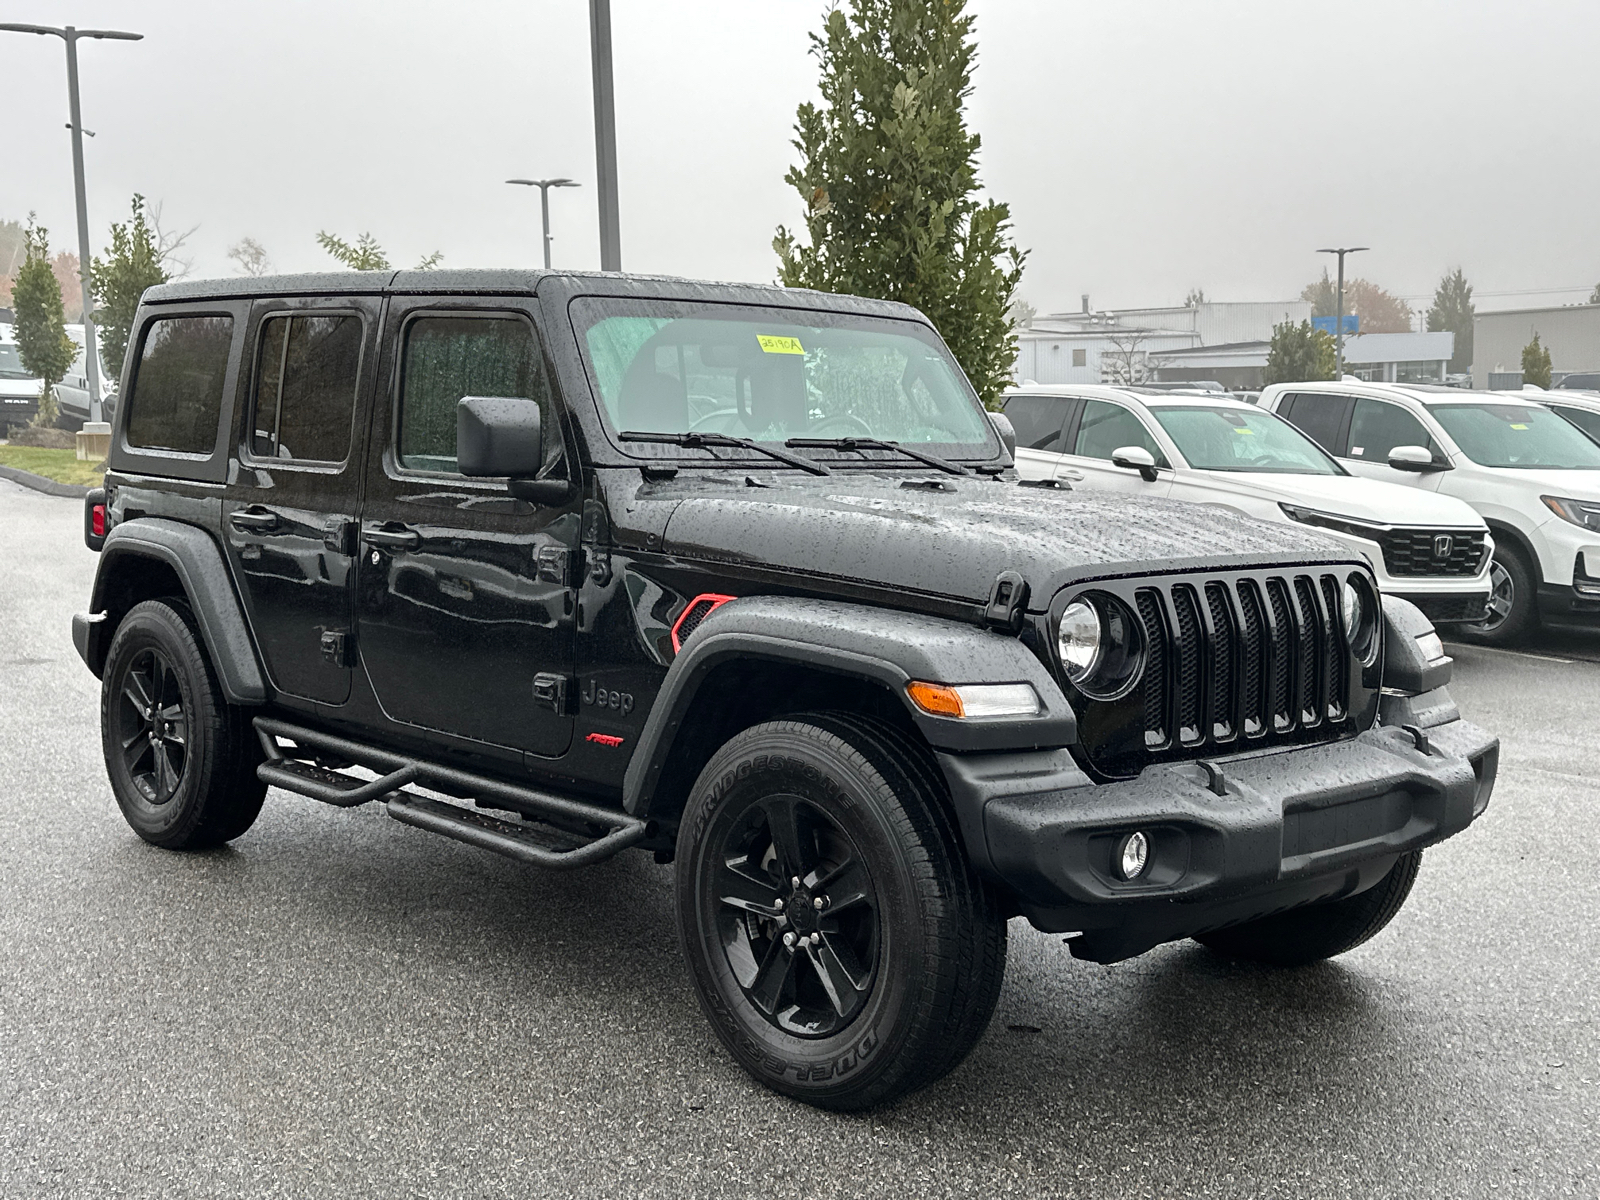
1107,570,1360,776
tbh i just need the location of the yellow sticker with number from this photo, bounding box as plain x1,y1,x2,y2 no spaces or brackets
757,334,805,355
1510,423,1528,430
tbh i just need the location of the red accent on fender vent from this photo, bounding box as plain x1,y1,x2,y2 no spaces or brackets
92,505,106,537
586,733,625,747
670,593,736,653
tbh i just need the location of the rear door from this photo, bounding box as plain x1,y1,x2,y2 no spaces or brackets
221,297,377,706
1002,393,1080,481
1054,398,1173,497
1276,391,1355,459
354,296,580,759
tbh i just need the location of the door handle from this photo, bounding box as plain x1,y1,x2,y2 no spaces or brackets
363,525,422,551
229,507,280,533
1055,469,1085,482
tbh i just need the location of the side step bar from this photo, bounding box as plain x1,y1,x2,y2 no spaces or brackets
253,717,647,870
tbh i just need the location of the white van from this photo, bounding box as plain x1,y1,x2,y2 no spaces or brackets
0,323,43,432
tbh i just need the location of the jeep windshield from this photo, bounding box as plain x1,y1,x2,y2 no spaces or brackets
0,343,33,380
1428,403,1600,469
572,298,998,462
1151,405,1346,474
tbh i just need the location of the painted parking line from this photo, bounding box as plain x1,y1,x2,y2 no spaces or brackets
1444,643,1579,666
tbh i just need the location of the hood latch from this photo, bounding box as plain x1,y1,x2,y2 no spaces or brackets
984,570,1029,634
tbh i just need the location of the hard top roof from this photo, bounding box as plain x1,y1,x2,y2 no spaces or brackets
141,268,926,323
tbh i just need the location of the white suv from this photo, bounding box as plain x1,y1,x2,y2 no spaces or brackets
1001,385,1493,625
1262,381,1600,642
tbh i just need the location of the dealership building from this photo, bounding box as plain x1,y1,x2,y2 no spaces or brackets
1472,302,1600,388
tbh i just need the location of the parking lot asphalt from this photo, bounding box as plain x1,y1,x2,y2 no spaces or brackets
0,475,1596,1200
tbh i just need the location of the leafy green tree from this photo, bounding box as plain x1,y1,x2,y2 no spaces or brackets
11,217,76,425
1521,332,1552,389
1301,270,1414,333
773,0,1025,408
1262,319,1336,386
1426,268,1474,374
317,231,441,271
88,195,170,381
1589,282,1600,305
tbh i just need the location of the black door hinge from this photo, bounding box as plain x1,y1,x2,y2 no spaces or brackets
323,519,358,556
532,672,570,713
319,629,350,666
984,570,1029,634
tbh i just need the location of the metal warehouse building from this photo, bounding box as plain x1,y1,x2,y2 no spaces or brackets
1473,303,1600,388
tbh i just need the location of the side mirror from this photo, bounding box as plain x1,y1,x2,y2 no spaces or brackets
1111,444,1160,482
457,396,572,504
988,411,1016,460
1388,444,1451,474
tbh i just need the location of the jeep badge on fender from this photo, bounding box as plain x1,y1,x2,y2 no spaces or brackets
69,268,1498,1111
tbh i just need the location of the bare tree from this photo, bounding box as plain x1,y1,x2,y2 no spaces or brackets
1100,328,1158,385
147,200,198,279
227,237,273,277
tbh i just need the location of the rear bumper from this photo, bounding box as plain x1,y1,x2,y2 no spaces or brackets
938,716,1497,962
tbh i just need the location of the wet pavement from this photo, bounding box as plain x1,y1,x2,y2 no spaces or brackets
1,475,1595,1199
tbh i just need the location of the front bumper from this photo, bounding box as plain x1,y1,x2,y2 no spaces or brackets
939,715,1497,963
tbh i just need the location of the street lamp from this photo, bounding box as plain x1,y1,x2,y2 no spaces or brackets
1316,246,1368,381
589,0,621,271
1,22,143,425
505,178,580,269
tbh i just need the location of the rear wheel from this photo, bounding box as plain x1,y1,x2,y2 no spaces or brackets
1194,850,1422,967
101,599,265,849
1462,545,1538,644
675,714,1007,1110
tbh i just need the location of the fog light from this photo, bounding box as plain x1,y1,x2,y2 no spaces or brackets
1115,831,1150,880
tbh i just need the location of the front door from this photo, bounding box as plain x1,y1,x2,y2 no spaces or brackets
1055,398,1173,497
354,298,579,758
1339,397,1445,490
222,297,378,706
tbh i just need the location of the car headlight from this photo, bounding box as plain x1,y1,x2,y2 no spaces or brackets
1056,593,1145,699
1341,574,1380,666
1541,496,1600,532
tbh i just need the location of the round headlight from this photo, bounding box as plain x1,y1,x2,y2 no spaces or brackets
1057,600,1102,681
1342,575,1380,666
1340,580,1362,640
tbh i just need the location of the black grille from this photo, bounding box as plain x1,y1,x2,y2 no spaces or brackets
1379,529,1487,577
1125,571,1360,768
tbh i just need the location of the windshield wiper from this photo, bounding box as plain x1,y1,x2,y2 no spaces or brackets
619,430,831,476
785,436,970,476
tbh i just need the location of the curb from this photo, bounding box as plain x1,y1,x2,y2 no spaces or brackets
0,463,93,499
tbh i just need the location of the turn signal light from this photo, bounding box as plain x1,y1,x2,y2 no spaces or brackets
906,681,1042,720
907,681,965,717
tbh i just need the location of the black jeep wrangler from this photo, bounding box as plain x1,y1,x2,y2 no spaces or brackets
73,269,1498,1110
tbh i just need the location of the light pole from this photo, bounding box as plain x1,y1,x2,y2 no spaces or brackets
1,22,142,425
505,178,580,269
1316,246,1368,381
589,0,621,271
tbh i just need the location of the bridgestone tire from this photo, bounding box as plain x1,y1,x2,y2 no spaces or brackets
101,599,266,850
1194,850,1423,967
675,714,1007,1111
1461,544,1538,645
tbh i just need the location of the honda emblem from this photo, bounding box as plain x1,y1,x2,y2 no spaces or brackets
1432,534,1454,559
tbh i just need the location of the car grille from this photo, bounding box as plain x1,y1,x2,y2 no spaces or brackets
1379,529,1487,577
1065,567,1375,779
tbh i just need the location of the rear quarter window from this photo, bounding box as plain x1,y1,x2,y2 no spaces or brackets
125,316,235,455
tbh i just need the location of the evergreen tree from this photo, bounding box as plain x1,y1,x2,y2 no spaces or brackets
1521,333,1552,389
1262,319,1336,386
773,0,1025,408
88,195,170,381
11,217,76,425
1427,268,1474,374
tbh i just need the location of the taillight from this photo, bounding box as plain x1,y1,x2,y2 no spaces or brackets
92,504,106,537
670,593,736,653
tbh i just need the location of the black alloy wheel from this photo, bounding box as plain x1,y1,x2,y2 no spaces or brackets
116,647,190,805
676,714,1008,1111
709,793,880,1038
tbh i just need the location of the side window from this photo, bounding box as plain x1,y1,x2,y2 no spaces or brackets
1279,393,1354,456
1002,394,1070,452
125,316,234,454
252,314,362,463
1073,400,1166,464
397,315,554,475
1347,398,1438,461
1550,405,1600,445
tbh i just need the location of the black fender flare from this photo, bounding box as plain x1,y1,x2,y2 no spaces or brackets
621,595,1076,817
76,518,268,704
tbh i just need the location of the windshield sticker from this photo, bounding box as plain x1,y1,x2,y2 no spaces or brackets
1510,423,1529,430
757,334,805,355
1351,446,1364,455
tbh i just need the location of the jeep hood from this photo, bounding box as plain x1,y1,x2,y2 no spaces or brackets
658,474,1352,609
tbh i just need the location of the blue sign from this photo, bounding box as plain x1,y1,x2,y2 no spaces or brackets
1312,315,1359,335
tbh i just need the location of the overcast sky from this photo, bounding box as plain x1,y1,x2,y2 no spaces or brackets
5,0,1598,316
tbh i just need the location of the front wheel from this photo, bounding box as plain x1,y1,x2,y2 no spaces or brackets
675,715,1006,1111
1194,850,1422,967
1461,546,1538,644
